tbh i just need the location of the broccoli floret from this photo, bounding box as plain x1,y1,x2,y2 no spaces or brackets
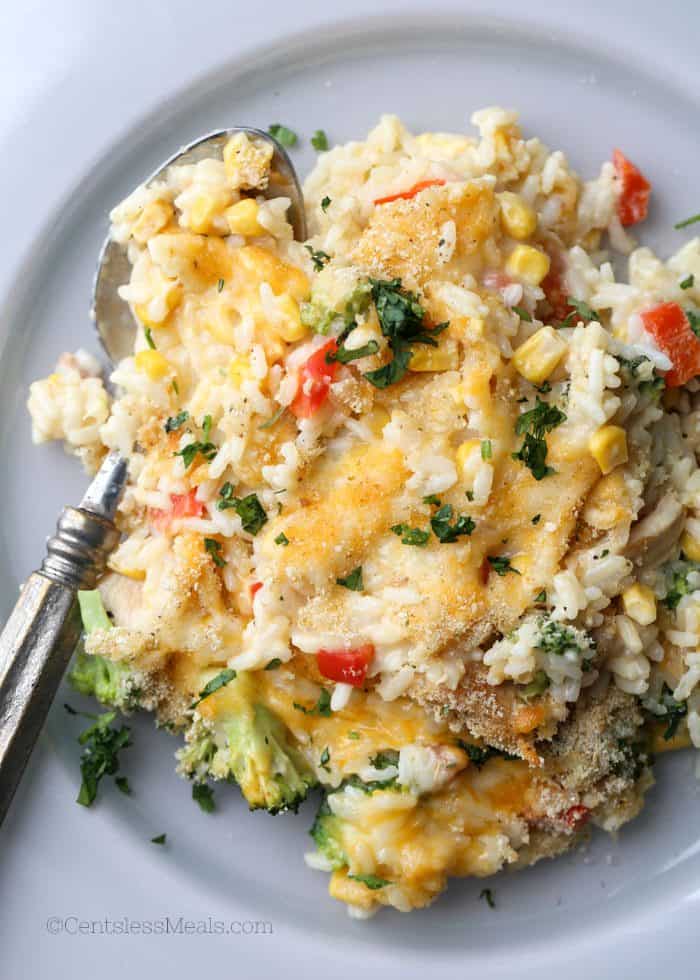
177,670,316,814
68,590,144,713
310,798,347,869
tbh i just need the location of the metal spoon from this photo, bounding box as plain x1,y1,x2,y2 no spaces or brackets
0,128,306,825
93,127,306,363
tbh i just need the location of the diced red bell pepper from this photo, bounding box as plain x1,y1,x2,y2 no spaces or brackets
289,339,339,418
613,149,651,227
640,301,700,387
250,581,263,599
374,179,446,206
562,804,591,831
316,644,374,687
150,489,205,532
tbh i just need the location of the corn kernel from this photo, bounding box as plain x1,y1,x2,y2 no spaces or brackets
455,439,482,478
588,425,628,475
329,871,374,909
621,583,657,626
274,294,309,343
409,340,459,372
132,200,173,244
134,349,170,381
681,530,700,563
189,195,221,234
512,326,567,385
497,192,537,240
505,245,551,286
228,355,254,386
225,198,264,236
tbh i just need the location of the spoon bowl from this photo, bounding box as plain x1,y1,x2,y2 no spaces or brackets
92,127,306,365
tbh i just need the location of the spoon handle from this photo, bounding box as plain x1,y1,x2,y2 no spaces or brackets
0,506,120,825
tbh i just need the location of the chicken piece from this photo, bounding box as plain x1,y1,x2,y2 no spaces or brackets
626,491,684,569
351,182,498,290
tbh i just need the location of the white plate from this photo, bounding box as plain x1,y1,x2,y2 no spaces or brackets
1,2,700,976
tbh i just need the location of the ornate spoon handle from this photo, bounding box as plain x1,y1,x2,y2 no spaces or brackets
0,453,125,824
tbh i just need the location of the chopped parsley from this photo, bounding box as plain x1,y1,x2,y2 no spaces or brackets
114,775,131,796
217,278,225,293
151,834,167,845
686,308,700,338
391,523,430,547
174,439,217,470
193,669,236,707
663,561,700,609
348,873,389,890
487,555,521,577
520,670,550,701
268,124,297,147
466,490,474,501
305,245,331,271
674,213,700,230
171,378,180,395
164,410,189,433
680,274,695,290
423,494,441,506
348,731,360,740
370,749,400,770
143,326,156,349
264,658,282,671
336,566,364,591
274,532,289,546
481,439,492,460
217,485,268,535
532,514,541,525
311,129,329,151
536,621,579,655
76,711,132,807
203,537,226,567
534,589,547,603
458,741,515,768
192,782,215,813
512,397,566,480
258,405,286,430
479,888,496,909
511,305,532,322
363,278,448,389
319,747,331,771
294,688,332,718
328,339,379,364
430,504,475,543
658,684,688,740
562,297,600,326
321,196,331,212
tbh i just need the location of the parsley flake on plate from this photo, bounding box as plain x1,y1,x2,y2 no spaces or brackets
76,711,132,807
311,129,329,151
268,124,297,147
